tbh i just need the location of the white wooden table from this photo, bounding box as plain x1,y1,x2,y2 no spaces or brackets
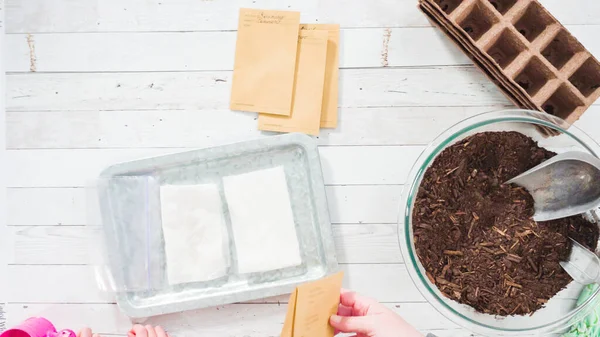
2,1,600,336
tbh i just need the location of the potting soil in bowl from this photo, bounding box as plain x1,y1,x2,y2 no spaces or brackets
413,131,599,316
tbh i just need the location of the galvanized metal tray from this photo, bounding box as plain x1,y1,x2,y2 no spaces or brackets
97,133,338,318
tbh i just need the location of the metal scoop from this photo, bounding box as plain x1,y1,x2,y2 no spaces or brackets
560,238,600,284
506,151,600,222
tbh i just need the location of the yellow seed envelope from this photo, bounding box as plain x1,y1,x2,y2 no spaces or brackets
230,8,301,115
300,24,340,128
281,272,344,337
258,30,328,136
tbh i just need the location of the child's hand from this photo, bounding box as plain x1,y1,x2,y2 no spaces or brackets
77,328,100,337
128,324,170,337
329,289,423,337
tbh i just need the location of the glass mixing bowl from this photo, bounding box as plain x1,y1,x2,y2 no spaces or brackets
399,110,600,336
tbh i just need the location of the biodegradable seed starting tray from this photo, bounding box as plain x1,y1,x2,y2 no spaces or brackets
419,0,600,124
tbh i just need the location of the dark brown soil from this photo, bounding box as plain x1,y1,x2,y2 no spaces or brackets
413,131,599,316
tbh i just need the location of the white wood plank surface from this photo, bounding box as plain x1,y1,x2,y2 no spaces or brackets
5,28,475,72
4,0,600,336
4,107,500,148
7,188,87,226
4,0,433,33
7,107,600,149
6,25,600,72
6,67,510,111
0,0,7,332
5,0,600,33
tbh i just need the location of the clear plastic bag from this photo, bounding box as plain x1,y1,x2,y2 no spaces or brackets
89,176,166,293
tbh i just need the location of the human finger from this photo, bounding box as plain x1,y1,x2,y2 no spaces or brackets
339,291,376,316
132,325,149,337
340,289,378,306
155,326,169,337
337,304,353,317
329,315,375,334
78,328,93,337
92,334,101,337
145,325,157,337
339,290,359,307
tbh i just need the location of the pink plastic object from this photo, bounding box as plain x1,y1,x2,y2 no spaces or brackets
0,317,76,337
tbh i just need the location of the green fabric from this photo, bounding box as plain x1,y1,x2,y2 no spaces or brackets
563,284,600,337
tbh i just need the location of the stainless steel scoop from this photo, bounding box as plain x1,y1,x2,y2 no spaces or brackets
507,152,600,285
561,238,600,284
506,151,600,222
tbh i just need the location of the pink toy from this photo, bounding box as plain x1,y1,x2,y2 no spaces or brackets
0,317,75,337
